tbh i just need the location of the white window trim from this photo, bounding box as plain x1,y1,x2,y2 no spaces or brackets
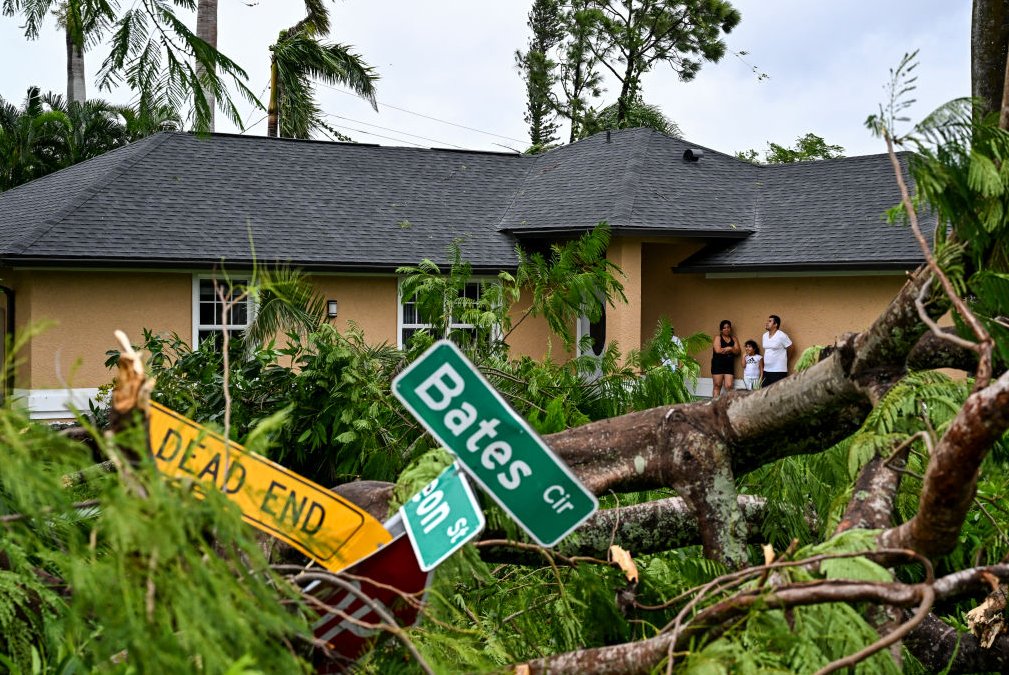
396,276,499,349
191,274,256,348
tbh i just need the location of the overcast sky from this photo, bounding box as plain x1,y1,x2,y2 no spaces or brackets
0,0,970,158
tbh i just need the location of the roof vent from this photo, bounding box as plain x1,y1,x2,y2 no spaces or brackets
683,148,704,162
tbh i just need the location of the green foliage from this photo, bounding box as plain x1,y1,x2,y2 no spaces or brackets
0,404,310,672
677,532,898,674
529,0,738,140
740,442,851,548
273,325,424,484
242,264,328,349
3,0,262,133
867,54,1009,371
516,0,563,151
514,222,625,350
0,87,130,191
114,328,294,440
735,133,845,164
574,0,740,129
793,344,824,372
683,598,899,674
397,242,518,359
270,1,378,139
98,0,259,132
578,95,682,138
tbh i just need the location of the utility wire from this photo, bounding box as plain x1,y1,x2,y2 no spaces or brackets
320,112,467,148
316,82,527,144
322,121,428,147
236,80,268,134
240,113,268,134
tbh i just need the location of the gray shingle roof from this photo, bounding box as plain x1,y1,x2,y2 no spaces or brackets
0,133,527,271
0,129,927,272
503,128,757,237
676,152,929,272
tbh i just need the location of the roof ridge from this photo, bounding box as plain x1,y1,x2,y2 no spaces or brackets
494,155,539,231
756,149,915,168
9,133,174,256
613,129,651,226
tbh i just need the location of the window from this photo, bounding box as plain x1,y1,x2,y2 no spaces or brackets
192,276,253,348
398,280,491,348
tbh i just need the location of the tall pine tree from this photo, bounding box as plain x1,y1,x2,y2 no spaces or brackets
516,0,563,152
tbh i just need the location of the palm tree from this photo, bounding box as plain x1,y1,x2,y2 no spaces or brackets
4,0,256,133
578,96,682,139
243,266,328,348
115,104,182,140
267,0,378,138
0,88,65,190
41,92,127,164
196,0,219,131
3,1,114,104
0,88,147,191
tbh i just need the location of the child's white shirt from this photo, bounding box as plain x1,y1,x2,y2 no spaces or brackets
743,354,763,379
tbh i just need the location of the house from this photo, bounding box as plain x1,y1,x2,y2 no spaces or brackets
0,127,927,418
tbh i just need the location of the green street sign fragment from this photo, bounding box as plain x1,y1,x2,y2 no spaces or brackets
392,340,597,547
400,462,485,571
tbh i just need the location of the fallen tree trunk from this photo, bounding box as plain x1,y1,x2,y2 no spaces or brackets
544,265,948,566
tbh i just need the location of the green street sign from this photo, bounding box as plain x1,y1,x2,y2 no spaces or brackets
393,340,597,547
400,463,485,571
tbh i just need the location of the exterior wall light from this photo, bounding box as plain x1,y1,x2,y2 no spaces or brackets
327,300,338,319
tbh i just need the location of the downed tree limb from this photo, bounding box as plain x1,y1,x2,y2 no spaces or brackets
906,613,1009,673
478,495,770,564
836,443,911,534
329,481,773,564
518,562,1009,675
879,368,1009,557
543,263,949,566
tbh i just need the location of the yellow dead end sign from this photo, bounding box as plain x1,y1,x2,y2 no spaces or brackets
147,402,392,572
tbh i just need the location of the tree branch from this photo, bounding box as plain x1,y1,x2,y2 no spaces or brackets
879,368,1009,557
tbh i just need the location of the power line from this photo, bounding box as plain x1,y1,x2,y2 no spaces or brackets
320,112,467,148
240,113,268,134
316,82,527,144
322,121,428,147
238,80,270,134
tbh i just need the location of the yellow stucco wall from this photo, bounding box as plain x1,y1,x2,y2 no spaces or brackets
308,275,399,345
15,270,192,388
502,290,569,362
606,237,644,357
10,270,562,391
640,242,908,377
8,251,909,393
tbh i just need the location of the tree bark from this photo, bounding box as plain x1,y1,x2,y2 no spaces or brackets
906,613,1009,673
879,368,1009,557
196,0,219,132
65,21,86,104
267,54,279,138
836,449,906,534
479,494,770,564
544,264,947,567
973,0,1009,120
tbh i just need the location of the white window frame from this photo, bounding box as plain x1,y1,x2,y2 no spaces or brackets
397,276,499,349
192,274,256,348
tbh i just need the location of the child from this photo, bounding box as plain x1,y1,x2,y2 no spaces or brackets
743,340,763,390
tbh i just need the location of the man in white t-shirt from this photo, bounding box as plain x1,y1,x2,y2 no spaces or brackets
761,314,792,386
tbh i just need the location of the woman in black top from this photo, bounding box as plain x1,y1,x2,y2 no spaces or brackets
711,319,740,397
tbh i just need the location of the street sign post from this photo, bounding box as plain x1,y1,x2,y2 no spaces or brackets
392,340,597,547
147,402,392,572
400,462,485,571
